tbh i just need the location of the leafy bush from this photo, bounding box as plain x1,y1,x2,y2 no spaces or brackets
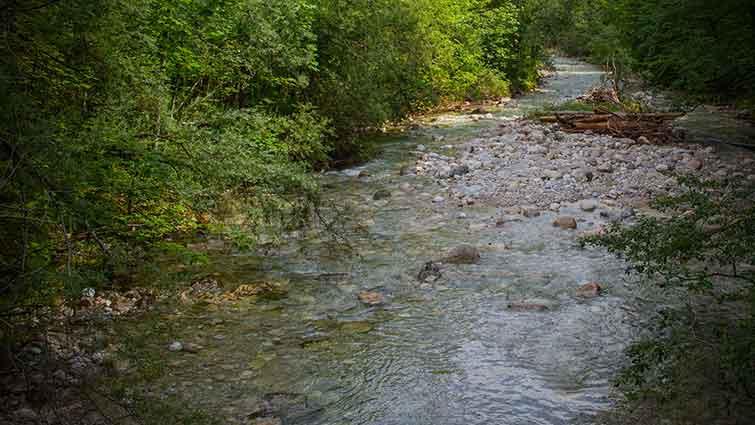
583,177,755,422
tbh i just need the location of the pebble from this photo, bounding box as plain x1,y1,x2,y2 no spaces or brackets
168,341,183,352
432,196,445,203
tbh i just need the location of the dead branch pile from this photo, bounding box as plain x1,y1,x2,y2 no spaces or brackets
539,111,685,143
576,86,621,104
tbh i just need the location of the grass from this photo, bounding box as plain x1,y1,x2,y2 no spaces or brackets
526,100,627,119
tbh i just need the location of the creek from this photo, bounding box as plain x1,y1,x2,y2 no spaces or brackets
141,58,659,425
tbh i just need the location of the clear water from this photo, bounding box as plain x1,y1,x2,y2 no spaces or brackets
151,58,654,425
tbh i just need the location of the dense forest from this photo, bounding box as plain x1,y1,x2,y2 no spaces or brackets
1,0,543,307
1,0,753,424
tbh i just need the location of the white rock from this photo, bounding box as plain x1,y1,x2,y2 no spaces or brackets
579,199,600,212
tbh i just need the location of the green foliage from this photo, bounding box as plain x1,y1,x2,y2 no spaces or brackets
0,0,543,311
583,177,755,291
531,0,755,99
583,177,755,421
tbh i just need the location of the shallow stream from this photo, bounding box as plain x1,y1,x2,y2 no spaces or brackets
146,58,658,425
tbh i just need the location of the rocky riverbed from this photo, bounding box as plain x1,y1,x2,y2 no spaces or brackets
409,117,755,217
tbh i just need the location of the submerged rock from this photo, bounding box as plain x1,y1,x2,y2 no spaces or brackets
506,302,551,312
223,281,289,301
417,261,442,283
576,282,602,298
340,321,373,334
251,417,282,425
180,277,224,303
357,291,384,306
373,189,392,200
442,245,481,264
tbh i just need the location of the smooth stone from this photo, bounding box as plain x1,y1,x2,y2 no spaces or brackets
251,418,282,425
442,245,481,264
553,216,578,230
373,189,392,200
168,341,183,352
576,282,602,298
357,291,384,306
579,199,599,212
596,163,613,173
684,159,703,170
432,196,445,203
521,206,540,218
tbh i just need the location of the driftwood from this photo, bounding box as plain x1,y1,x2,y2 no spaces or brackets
539,111,686,143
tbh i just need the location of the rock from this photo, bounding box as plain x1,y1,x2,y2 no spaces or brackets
168,341,183,352
432,196,445,204
358,170,370,178
527,145,548,155
521,206,540,218
496,215,522,227
416,144,427,151
183,343,203,353
449,164,470,177
576,282,602,298
506,302,550,312
684,159,703,170
357,291,384,306
251,418,282,425
225,281,289,301
373,189,392,200
574,169,594,182
399,183,413,192
442,245,481,264
542,169,562,180
417,261,442,283
14,408,39,422
340,321,373,334
655,164,670,173
181,277,224,302
596,162,613,173
553,216,578,230
579,199,599,212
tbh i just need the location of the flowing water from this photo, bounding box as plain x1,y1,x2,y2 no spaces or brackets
148,58,657,425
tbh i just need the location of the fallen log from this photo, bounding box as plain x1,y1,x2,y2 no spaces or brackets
539,112,685,123
538,111,686,143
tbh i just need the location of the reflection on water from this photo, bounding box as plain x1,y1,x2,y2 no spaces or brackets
149,58,659,425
